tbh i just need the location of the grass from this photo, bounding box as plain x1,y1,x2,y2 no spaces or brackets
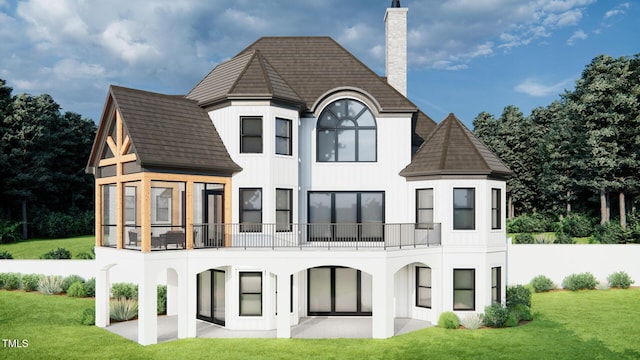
1,288,639,359
0,235,95,259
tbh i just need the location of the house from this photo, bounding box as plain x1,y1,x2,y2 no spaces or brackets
86,1,511,345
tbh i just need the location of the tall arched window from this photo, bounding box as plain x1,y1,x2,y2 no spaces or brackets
317,99,376,162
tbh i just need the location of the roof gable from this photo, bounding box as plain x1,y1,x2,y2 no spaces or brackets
400,113,511,178
88,85,241,175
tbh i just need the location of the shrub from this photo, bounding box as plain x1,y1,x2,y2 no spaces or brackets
554,231,574,244
608,271,634,289
593,222,630,244
0,272,21,290
110,298,138,321
483,304,510,328
515,233,535,244
507,214,549,233
0,220,21,244
504,312,520,327
459,313,483,330
84,278,96,297
510,303,533,321
80,307,95,325
438,311,459,329
38,275,64,294
40,247,72,259
21,273,43,292
75,251,94,259
0,250,13,259
157,285,167,315
530,275,555,293
561,213,593,237
506,285,531,309
111,282,138,300
563,272,597,291
67,282,88,297
61,275,85,293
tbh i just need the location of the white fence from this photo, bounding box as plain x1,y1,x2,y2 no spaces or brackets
1,244,639,288
507,242,640,287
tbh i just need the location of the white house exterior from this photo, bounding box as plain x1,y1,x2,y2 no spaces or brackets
87,1,511,345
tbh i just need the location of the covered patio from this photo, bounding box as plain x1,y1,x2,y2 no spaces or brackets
104,316,433,343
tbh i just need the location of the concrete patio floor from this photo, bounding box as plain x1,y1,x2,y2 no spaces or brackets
104,316,432,343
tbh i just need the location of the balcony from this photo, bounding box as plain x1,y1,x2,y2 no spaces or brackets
105,223,441,251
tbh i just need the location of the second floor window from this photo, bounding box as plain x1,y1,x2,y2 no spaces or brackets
317,99,376,162
241,116,262,153
239,188,262,232
416,188,433,229
275,118,292,155
453,188,475,230
491,188,501,230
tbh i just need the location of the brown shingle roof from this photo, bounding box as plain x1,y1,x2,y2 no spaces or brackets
187,37,417,113
107,85,241,174
400,113,511,178
187,50,303,106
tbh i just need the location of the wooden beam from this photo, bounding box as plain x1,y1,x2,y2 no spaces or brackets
106,136,118,156
120,136,131,156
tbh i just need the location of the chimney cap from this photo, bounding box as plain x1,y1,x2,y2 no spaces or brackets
391,0,401,8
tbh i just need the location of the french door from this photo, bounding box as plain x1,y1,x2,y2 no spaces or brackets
203,189,224,247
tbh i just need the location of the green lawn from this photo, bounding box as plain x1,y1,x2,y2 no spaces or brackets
0,236,95,259
1,289,638,359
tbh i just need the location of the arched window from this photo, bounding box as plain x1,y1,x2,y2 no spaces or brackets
317,99,376,162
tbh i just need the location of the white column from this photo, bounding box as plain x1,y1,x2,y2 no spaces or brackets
137,267,158,346
276,273,291,338
186,269,198,338
167,269,179,316
371,268,394,339
95,266,111,328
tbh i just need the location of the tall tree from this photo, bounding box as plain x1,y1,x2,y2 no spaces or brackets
535,101,577,216
564,54,640,226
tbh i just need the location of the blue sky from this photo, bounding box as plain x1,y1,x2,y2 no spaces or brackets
0,0,637,128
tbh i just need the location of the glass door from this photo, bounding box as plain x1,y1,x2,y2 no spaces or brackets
197,269,225,326
204,190,224,247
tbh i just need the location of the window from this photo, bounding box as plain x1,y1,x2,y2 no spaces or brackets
492,188,501,230
453,269,475,310
276,188,292,232
453,188,475,230
239,272,262,316
416,189,433,229
240,116,262,153
317,99,376,162
125,186,136,224
416,266,432,308
275,118,292,155
152,188,172,224
308,192,384,241
491,267,501,304
239,188,262,232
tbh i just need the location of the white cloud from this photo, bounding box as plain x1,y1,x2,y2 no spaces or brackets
567,29,587,45
515,78,574,97
543,9,583,27
604,2,630,19
101,20,160,64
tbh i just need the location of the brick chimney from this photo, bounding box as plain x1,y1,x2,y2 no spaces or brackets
385,0,408,96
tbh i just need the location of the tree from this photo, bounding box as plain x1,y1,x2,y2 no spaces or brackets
1,88,96,238
564,55,640,226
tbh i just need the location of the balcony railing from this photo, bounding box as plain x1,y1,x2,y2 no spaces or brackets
193,223,441,250
104,223,441,251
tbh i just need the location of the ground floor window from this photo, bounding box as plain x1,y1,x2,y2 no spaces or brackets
307,267,372,315
453,269,475,310
491,267,501,304
239,272,262,316
416,266,432,308
308,191,384,241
